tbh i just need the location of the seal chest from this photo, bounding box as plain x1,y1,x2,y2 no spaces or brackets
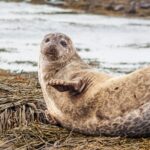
38,61,64,120
38,33,150,137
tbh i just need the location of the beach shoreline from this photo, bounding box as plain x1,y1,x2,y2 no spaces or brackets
4,0,150,18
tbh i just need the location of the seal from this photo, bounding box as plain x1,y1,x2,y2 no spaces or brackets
38,33,150,137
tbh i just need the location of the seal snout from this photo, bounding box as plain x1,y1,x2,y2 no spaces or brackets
47,44,57,54
43,40,58,55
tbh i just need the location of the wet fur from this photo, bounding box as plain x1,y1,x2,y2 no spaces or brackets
39,33,150,137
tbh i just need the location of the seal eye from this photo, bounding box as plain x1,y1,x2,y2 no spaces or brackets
60,40,67,47
45,38,50,43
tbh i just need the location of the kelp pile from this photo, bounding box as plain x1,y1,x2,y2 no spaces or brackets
0,69,49,132
0,69,150,150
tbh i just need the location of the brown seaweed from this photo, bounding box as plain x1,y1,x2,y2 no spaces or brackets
0,69,150,150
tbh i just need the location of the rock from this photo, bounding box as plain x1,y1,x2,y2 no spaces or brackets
103,1,115,11
114,5,124,11
140,2,150,9
127,1,137,14
45,0,67,6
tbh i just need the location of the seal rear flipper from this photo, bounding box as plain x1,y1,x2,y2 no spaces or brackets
94,101,150,137
47,78,85,95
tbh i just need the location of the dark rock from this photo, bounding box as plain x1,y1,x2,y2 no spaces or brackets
103,2,114,11
127,1,137,14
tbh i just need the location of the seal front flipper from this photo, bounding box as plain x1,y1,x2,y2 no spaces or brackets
47,78,85,95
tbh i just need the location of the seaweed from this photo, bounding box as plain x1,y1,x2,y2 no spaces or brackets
0,69,150,150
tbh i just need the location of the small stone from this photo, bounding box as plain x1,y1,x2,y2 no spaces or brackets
103,2,114,11
114,5,124,11
140,2,150,9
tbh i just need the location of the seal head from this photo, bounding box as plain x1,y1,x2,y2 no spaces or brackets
41,33,75,62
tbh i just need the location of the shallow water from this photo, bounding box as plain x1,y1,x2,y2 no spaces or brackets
0,1,150,74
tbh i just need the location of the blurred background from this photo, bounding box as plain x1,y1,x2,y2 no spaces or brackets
0,0,150,74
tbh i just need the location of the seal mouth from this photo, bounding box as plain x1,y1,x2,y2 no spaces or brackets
44,49,59,61
45,49,56,55
42,45,58,56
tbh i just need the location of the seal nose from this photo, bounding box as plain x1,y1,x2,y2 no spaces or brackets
44,44,57,55
49,44,57,52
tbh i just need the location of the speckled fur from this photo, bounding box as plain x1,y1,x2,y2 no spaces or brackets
38,33,150,137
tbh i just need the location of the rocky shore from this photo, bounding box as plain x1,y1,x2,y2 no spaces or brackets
62,0,150,18
6,0,150,18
